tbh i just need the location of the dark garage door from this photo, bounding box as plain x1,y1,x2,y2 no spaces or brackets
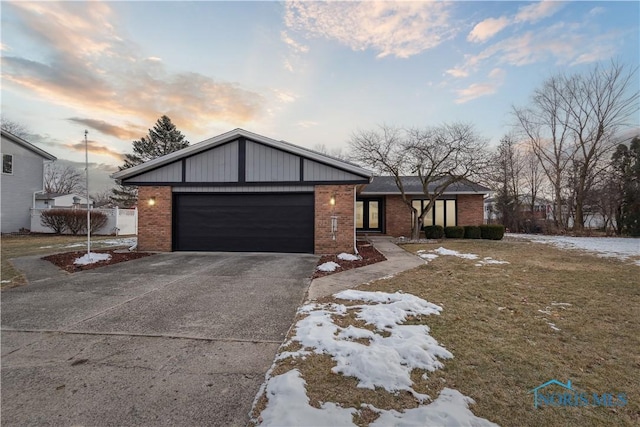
173,193,314,253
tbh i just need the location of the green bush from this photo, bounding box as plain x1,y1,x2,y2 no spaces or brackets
463,226,482,239
423,225,444,239
480,224,505,240
444,226,465,238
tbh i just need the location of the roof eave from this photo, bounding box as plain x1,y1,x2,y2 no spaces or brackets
1,130,57,161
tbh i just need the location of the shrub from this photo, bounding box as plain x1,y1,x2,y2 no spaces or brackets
89,210,108,233
40,209,68,234
480,224,505,240
464,226,482,239
39,209,108,235
444,226,465,239
423,225,444,239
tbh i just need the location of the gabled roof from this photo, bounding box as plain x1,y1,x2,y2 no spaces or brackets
360,176,491,195
1,129,57,161
112,128,372,180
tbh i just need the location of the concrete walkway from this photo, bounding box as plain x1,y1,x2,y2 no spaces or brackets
307,236,424,300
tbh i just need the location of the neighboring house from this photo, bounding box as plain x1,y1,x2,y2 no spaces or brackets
112,129,488,254
112,128,373,254
1,129,56,233
34,193,94,209
358,176,489,237
484,195,554,224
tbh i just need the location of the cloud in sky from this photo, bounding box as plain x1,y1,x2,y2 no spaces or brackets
466,1,564,45
514,0,564,24
454,68,505,104
68,118,146,140
284,1,455,58
64,139,125,162
1,2,265,136
467,16,510,43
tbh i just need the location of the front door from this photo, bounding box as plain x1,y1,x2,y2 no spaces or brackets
356,198,383,232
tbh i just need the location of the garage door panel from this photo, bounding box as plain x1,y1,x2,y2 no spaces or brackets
174,194,314,253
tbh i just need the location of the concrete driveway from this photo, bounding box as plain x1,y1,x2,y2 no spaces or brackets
1,252,318,426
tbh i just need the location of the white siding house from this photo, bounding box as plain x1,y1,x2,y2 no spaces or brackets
34,193,94,209
1,130,56,233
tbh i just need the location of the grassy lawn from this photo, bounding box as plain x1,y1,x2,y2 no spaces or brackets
1,234,135,289
259,238,639,426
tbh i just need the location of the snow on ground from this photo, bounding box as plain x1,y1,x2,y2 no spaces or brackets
74,252,111,265
337,252,361,261
256,290,498,426
418,248,509,266
317,261,341,272
508,233,640,265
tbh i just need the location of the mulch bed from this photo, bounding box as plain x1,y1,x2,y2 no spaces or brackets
42,249,153,273
312,240,386,279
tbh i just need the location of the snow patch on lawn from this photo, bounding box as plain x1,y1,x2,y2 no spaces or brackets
259,369,356,426
316,261,341,272
507,233,640,265
419,248,509,266
99,237,137,247
256,290,497,426
74,252,111,265
369,388,499,427
281,290,451,398
337,252,361,261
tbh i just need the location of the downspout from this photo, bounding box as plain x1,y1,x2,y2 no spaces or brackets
353,185,358,254
34,160,55,209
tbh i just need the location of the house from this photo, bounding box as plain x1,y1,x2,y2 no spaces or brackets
113,129,488,254
34,193,94,209
357,176,489,236
1,129,57,233
484,195,554,224
112,129,373,254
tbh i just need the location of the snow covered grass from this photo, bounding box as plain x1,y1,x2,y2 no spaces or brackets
253,290,498,426
256,239,639,427
417,247,509,266
507,233,640,266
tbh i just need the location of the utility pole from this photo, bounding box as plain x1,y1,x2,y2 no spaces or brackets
85,130,91,260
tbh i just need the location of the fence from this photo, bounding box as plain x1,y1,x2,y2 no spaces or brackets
30,207,137,235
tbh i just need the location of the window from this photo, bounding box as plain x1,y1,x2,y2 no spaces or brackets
413,198,457,227
356,198,383,232
2,154,13,174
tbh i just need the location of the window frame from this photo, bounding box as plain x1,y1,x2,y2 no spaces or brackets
412,197,457,227
356,197,384,232
2,153,14,175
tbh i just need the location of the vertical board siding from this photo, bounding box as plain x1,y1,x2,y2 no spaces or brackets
185,141,238,182
246,141,300,182
303,159,363,182
126,161,182,183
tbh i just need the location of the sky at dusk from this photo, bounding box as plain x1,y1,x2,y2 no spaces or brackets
1,1,639,191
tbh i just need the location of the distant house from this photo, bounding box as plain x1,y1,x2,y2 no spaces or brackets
1,129,56,233
34,193,94,209
484,195,554,224
358,176,490,236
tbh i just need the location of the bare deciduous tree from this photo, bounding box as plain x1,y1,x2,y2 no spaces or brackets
44,164,85,194
0,116,29,139
312,143,347,160
349,123,490,239
514,61,639,231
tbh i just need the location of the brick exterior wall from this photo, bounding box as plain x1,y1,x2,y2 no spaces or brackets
315,185,355,254
385,195,413,237
456,194,484,226
137,186,172,252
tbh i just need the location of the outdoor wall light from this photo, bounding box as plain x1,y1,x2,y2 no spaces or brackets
330,194,336,206
148,197,156,206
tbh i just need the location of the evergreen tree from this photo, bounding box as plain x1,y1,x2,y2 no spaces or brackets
613,137,640,236
111,115,190,208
